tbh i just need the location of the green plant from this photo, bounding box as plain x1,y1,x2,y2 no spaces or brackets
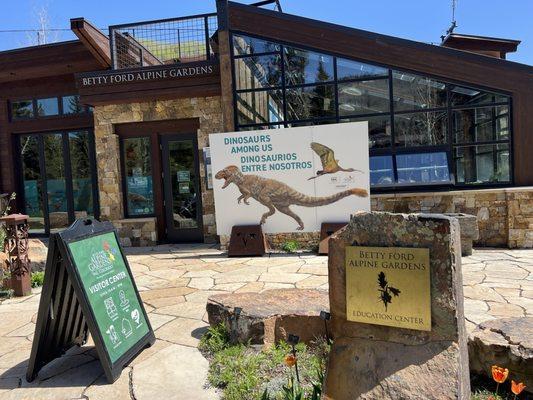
282,240,299,253
31,271,45,288
199,323,231,354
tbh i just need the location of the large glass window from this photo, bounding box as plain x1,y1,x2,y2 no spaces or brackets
337,59,388,81
284,47,334,86
392,72,447,111
453,105,509,144
338,79,390,116
231,33,513,189
18,130,98,235
455,144,510,184
20,135,44,233
237,89,283,125
395,111,448,147
285,84,336,120
396,152,450,185
122,137,155,216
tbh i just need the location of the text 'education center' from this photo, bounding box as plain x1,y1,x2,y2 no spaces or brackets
1,1,532,248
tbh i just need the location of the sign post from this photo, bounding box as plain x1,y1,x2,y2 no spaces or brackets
27,219,155,383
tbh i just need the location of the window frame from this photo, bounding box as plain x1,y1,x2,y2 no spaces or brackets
15,129,100,236
229,31,514,193
119,135,157,218
9,95,91,122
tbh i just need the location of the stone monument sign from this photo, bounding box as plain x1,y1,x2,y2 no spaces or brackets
324,212,470,400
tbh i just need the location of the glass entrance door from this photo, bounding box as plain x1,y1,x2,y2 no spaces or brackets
18,130,98,235
161,134,203,242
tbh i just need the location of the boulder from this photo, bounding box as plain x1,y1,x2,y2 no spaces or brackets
444,213,479,256
469,317,532,392
206,289,329,346
324,212,470,400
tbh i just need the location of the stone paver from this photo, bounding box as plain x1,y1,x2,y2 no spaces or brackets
0,245,531,399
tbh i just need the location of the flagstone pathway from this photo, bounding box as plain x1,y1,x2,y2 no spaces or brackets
0,244,531,399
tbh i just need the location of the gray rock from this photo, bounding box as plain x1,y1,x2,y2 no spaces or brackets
469,317,532,392
206,289,329,345
444,213,479,256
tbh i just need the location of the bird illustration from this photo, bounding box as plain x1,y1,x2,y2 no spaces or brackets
308,142,363,180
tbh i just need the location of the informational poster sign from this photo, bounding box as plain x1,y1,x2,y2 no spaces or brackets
177,170,190,182
68,232,150,363
27,219,155,384
203,147,213,190
209,122,370,235
345,246,431,331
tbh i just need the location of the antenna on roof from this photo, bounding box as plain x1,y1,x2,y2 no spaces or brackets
441,0,458,42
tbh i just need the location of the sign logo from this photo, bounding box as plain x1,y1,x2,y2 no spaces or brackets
87,241,117,276
377,271,401,311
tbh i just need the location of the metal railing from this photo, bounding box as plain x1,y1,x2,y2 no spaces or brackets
109,13,218,70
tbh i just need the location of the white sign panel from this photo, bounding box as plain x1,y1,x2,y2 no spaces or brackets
209,122,370,235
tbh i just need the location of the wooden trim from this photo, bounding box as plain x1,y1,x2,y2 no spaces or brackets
80,84,220,106
9,114,94,134
70,18,112,68
114,118,200,136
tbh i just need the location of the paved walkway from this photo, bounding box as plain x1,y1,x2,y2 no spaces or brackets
0,245,531,400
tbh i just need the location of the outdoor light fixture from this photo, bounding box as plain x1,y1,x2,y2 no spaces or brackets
287,333,300,345
234,307,242,317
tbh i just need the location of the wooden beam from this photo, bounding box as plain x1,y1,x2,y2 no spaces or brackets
71,18,112,68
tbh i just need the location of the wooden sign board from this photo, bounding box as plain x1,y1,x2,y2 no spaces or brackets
27,219,155,383
345,246,431,331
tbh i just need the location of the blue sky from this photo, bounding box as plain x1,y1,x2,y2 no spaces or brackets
0,0,531,65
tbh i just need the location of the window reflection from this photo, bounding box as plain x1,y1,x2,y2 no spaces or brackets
337,59,388,80
237,89,283,125
455,144,510,184
234,54,282,90
338,79,390,116
37,98,59,117
395,111,448,147
392,72,447,111
69,131,94,218
11,100,34,119
453,105,509,144
450,85,509,107
63,95,84,114
370,156,394,186
396,153,450,185
233,34,280,56
44,133,68,231
20,135,44,233
284,47,334,86
123,137,155,216
285,84,335,120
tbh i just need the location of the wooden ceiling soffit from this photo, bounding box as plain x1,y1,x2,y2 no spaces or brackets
71,18,112,68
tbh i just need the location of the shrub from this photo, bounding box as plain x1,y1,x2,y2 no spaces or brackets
282,240,299,253
31,271,45,288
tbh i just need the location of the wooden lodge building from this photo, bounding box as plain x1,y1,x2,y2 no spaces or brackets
1,0,532,248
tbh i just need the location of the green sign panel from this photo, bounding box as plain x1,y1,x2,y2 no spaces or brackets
68,232,149,363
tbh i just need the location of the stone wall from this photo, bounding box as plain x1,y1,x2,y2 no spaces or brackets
218,187,533,250
372,187,533,248
93,97,223,245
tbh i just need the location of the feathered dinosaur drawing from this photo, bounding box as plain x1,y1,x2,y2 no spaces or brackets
215,165,368,230
308,142,363,180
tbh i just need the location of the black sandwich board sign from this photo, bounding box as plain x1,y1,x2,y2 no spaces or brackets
27,218,155,383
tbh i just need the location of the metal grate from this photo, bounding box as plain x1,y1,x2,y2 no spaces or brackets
110,13,218,70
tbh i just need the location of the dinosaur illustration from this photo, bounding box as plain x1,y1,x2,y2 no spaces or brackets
215,165,368,230
308,142,363,180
